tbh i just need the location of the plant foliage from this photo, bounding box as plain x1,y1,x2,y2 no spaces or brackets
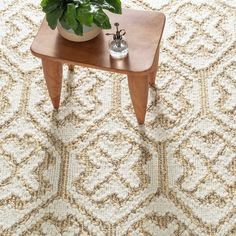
40,0,122,35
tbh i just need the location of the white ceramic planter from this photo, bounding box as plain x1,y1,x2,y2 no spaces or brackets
57,23,102,42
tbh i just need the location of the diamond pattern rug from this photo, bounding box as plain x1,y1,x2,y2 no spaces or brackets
0,0,235,235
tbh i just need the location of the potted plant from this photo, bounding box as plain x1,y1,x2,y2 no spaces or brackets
40,0,122,42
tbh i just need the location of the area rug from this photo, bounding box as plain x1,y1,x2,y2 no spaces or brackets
0,0,235,235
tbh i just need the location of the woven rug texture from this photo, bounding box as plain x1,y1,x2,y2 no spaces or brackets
0,0,236,235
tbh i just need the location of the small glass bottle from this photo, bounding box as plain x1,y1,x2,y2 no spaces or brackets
106,23,128,59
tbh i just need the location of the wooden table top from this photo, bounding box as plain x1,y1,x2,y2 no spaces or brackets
31,8,165,75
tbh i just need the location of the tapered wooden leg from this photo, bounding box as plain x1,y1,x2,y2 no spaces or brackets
148,68,158,86
42,59,62,109
68,64,75,71
149,46,160,86
128,74,149,124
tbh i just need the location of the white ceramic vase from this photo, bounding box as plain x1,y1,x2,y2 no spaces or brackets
57,23,102,42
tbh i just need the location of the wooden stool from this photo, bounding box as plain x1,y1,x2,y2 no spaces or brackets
31,9,165,124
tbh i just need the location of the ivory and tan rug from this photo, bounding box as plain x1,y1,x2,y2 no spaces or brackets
0,0,236,235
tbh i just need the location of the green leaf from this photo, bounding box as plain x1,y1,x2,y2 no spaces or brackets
46,7,64,29
64,3,84,36
105,0,121,14
76,0,90,4
93,9,111,29
74,22,83,35
91,0,121,14
59,12,71,30
41,0,61,13
77,4,93,26
65,3,78,30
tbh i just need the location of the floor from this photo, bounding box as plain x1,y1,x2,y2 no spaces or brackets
0,0,235,235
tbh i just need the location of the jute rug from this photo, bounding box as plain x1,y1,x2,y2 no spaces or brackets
0,0,235,235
